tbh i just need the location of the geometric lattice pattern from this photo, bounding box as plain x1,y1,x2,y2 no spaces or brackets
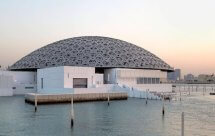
10,36,173,71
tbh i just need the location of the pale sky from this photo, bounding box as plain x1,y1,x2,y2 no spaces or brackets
0,0,215,76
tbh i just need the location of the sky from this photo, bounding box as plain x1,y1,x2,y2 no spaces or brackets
0,0,215,76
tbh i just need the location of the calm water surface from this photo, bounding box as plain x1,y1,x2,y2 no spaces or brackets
0,95,215,136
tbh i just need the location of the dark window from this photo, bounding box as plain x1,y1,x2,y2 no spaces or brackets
144,78,148,84
41,78,43,89
148,78,152,84
25,87,34,89
137,77,160,84
137,78,143,84
156,78,160,84
152,78,156,84
73,78,87,88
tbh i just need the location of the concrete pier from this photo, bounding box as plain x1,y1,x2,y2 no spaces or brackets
25,92,128,104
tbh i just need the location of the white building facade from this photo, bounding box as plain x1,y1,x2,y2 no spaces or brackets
37,66,103,93
105,68,171,93
0,70,36,96
36,66,172,94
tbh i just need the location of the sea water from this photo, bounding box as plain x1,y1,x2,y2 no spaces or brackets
0,94,215,136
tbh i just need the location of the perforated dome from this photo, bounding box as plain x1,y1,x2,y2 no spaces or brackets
10,36,173,71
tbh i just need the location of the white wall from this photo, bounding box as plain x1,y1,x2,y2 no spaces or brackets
104,69,117,84
104,68,172,93
37,66,104,94
37,66,64,93
0,71,36,84
37,66,171,94
0,70,36,96
117,68,167,80
0,74,13,96
11,71,37,95
94,74,103,87
106,68,167,84
64,66,95,88
64,66,104,88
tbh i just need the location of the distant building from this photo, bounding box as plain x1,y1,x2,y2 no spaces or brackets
184,74,195,82
167,69,181,81
198,74,215,83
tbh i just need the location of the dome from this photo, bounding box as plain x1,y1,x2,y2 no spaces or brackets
10,36,173,71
